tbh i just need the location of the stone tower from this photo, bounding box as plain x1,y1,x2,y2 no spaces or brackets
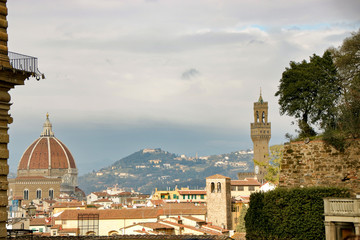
206,174,231,230
0,1,43,238
250,92,271,183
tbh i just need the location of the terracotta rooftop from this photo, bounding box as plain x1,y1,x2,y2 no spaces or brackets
30,218,46,226
138,222,174,230
203,224,229,233
53,201,85,208
231,178,261,186
206,174,230,179
178,190,206,195
55,203,206,221
161,220,221,235
55,208,160,220
182,216,206,222
91,192,109,197
93,198,113,203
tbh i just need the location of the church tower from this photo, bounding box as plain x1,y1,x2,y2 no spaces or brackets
250,91,271,183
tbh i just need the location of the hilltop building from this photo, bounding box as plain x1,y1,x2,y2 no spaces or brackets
8,114,84,204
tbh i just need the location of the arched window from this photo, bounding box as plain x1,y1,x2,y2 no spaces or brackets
217,182,221,193
210,182,215,193
49,189,54,199
36,189,42,199
23,189,29,200
262,111,265,123
256,111,259,122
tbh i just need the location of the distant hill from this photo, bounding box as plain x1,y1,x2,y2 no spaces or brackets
78,148,253,194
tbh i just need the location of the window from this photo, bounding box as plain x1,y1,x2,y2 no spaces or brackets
36,189,42,199
200,194,204,199
237,186,244,191
23,189,29,200
217,182,221,193
49,189,54,199
173,194,177,199
182,195,185,200
262,111,265,123
231,186,236,191
231,204,236,212
211,182,215,193
248,186,255,191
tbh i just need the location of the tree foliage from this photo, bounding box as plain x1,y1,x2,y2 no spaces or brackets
235,204,248,232
245,187,350,240
275,51,340,138
254,145,283,184
329,30,360,138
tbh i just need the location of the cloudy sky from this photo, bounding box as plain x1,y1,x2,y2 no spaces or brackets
6,0,360,175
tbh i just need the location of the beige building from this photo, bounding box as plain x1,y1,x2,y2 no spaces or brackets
230,178,261,197
51,203,206,236
250,92,271,183
206,174,232,230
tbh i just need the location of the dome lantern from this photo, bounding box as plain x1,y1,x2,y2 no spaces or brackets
40,113,54,137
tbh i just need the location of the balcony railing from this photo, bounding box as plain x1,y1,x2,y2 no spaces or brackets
8,51,44,80
324,198,360,216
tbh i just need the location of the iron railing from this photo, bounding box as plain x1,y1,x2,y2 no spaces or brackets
8,51,44,80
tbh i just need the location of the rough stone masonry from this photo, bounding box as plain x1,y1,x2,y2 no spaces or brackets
279,139,360,196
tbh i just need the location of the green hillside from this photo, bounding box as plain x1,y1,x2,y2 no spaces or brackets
78,148,253,194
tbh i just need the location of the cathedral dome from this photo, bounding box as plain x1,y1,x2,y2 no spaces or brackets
17,114,78,192
18,114,76,172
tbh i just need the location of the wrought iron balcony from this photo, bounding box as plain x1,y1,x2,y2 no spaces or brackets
8,51,45,80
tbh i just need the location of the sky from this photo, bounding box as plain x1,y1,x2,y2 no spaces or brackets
5,0,360,175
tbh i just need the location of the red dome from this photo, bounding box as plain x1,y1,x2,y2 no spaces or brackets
17,114,77,175
18,137,76,170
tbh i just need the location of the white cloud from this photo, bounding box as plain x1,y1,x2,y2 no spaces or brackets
6,0,360,173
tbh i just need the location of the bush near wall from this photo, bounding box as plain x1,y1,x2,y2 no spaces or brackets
245,187,349,240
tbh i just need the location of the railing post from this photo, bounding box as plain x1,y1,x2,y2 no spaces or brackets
324,198,330,215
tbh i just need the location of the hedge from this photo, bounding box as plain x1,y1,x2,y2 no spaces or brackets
245,187,350,240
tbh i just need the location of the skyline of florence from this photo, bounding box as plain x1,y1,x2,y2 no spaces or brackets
5,0,360,175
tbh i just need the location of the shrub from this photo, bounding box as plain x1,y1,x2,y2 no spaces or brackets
245,187,349,240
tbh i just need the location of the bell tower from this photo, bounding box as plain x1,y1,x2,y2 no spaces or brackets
250,91,271,183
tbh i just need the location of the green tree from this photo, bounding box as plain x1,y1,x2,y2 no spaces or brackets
254,145,283,184
235,204,248,232
275,51,340,138
329,30,360,139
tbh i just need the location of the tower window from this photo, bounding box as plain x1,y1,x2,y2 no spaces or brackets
36,189,42,199
49,189,54,199
24,189,29,200
256,111,259,123
262,111,265,123
217,182,221,193
211,182,215,193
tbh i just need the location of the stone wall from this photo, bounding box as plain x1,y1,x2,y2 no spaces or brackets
279,139,360,196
